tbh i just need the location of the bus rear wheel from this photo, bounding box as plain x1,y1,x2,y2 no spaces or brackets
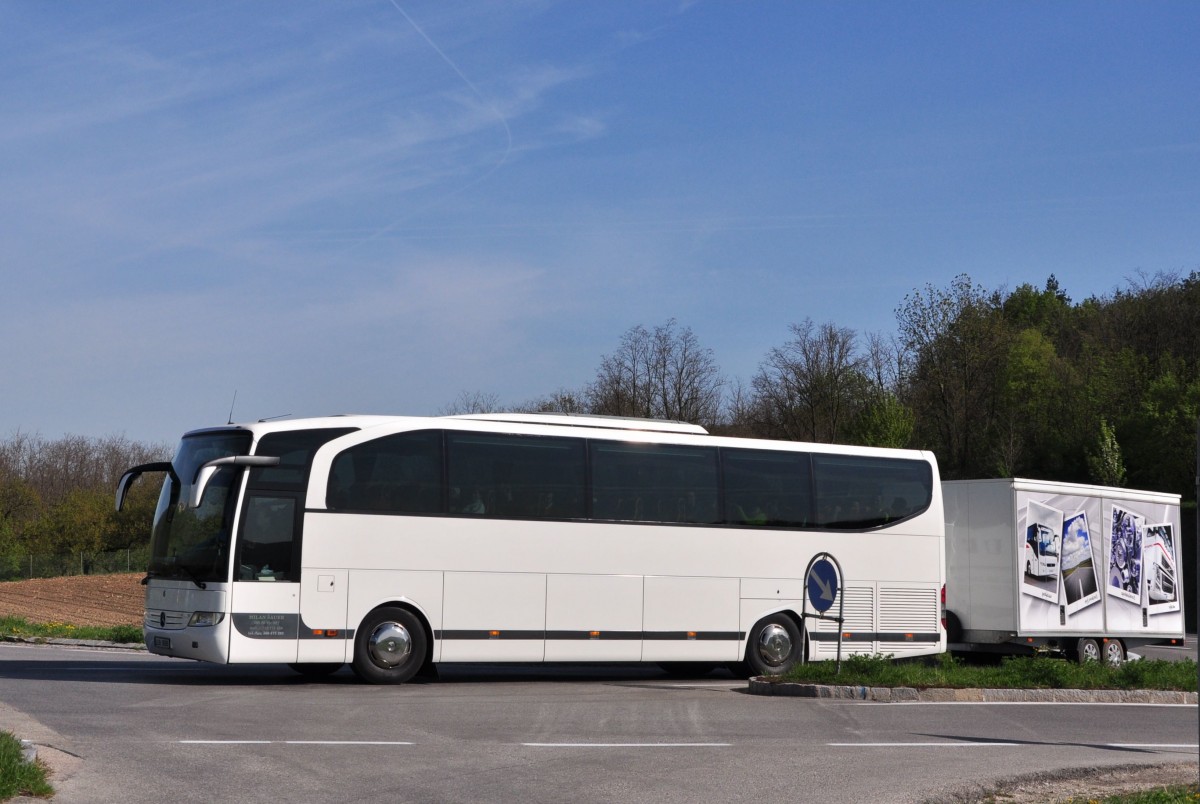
352,606,427,684
745,614,802,677
1103,639,1126,666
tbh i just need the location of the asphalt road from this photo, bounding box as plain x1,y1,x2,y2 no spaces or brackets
1,643,1197,804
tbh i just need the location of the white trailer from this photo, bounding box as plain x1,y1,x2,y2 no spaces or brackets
943,478,1185,664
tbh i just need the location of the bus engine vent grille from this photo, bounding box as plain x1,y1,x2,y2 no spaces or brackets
878,587,938,632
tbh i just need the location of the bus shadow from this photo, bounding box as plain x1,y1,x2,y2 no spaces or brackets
916,733,1166,755
0,656,739,687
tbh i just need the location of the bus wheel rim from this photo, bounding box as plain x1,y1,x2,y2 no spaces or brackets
368,622,413,668
757,623,792,666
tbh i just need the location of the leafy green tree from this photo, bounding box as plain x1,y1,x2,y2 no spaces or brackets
848,392,915,449
895,275,1007,478
1086,418,1127,487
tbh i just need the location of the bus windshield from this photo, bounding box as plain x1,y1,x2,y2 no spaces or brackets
148,431,253,584
1032,524,1058,556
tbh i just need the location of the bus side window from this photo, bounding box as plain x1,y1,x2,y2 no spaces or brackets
327,431,444,514
446,432,586,521
591,442,719,525
721,448,812,528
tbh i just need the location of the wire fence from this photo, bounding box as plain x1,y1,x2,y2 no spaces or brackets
0,547,150,582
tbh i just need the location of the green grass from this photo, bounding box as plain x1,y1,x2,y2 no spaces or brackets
782,652,1198,692
1106,787,1200,803
0,730,52,800
0,615,142,645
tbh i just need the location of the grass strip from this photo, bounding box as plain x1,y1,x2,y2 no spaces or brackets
0,615,141,644
1088,786,1200,803
0,730,53,800
782,652,1198,692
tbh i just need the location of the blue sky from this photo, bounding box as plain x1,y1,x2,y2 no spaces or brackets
2,1,1197,445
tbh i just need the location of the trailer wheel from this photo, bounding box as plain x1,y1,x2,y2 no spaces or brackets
1075,638,1101,663
1103,639,1126,666
352,606,427,684
945,611,963,644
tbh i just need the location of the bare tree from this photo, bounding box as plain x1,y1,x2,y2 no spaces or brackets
588,319,725,426
517,389,590,414
438,391,502,416
751,319,866,443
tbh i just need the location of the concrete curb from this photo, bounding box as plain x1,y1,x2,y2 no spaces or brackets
1,634,145,651
748,677,1198,704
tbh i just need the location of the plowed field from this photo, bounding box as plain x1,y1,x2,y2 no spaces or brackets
0,573,143,627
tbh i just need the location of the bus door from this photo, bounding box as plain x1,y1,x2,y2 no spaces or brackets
228,491,303,663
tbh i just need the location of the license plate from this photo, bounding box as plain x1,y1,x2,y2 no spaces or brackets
153,636,171,649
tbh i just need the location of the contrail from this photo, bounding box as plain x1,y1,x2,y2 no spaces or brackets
335,1,513,253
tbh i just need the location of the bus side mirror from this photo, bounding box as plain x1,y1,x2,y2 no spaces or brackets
115,462,174,511
188,455,281,509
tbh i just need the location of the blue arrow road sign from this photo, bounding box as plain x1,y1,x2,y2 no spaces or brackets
807,558,839,613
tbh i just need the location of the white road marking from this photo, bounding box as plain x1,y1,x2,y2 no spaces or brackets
666,683,744,688
176,744,412,748
523,742,730,748
830,748,1195,753
828,742,1022,748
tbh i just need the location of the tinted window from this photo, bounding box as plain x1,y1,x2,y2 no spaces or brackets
328,430,443,514
722,448,812,527
446,432,585,519
591,442,719,524
811,454,932,530
238,495,298,581
250,428,357,491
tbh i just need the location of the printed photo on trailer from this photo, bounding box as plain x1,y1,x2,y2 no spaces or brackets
1144,523,1180,615
1061,510,1100,616
1108,505,1144,605
1020,499,1063,603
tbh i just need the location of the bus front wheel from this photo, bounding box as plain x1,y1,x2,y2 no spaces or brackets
352,606,428,684
745,614,802,677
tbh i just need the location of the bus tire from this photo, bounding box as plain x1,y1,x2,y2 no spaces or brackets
352,606,427,684
1075,637,1101,663
1103,639,1126,666
745,614,802,677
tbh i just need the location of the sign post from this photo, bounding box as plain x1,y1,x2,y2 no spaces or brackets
802,552,845,673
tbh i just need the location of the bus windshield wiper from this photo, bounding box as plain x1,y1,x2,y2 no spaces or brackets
177,565,208,590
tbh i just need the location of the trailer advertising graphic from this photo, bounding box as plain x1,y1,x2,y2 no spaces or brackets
1015,489,1182,633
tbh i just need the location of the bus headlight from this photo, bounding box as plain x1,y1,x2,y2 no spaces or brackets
188,611,226,627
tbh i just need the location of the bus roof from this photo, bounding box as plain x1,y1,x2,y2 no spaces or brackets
445,412,709,435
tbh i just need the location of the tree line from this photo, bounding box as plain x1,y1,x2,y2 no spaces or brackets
3,270,1197,569
456,271,1200,504
0,433,168,574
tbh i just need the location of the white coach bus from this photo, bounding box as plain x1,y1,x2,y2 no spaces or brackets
116,413,945,683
